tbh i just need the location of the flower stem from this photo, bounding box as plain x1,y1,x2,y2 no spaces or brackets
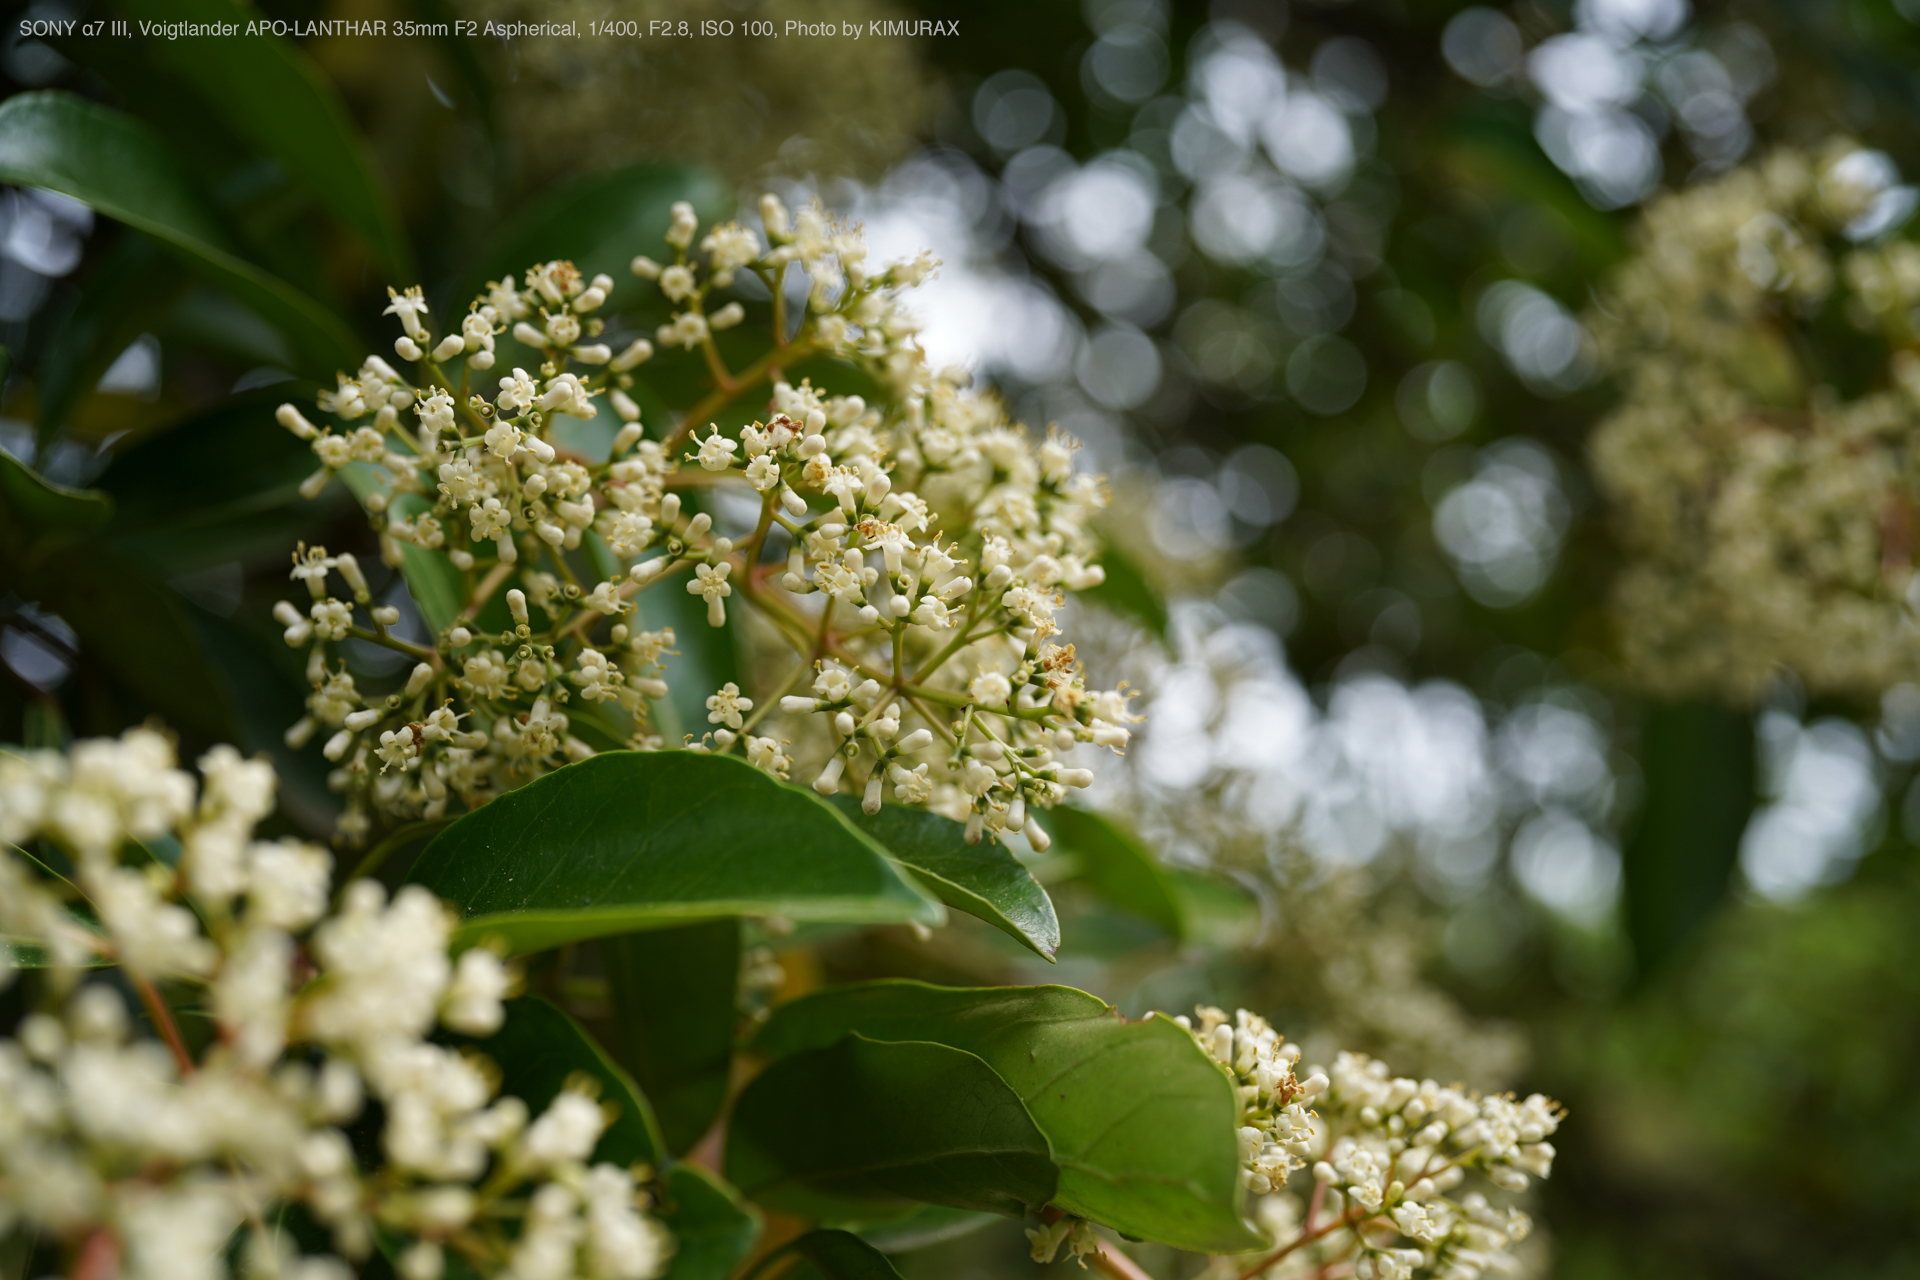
132,974,193,1076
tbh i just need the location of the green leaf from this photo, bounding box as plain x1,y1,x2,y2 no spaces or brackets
117,0,411,279
658,1164,760,1280
0,451,113,547
726,1035,1057,1221
778,1231,906,1280
604,920,740,1155
1045,808,1188,941
828,797,1059,961
34,234,191,442
0,91,356,373
849,1205,1000,1254
407,751,943,954
1621,700,1756,984
1083,543,1167,640
453,995,664,1166
752,982,1261,1254
454,164,728,313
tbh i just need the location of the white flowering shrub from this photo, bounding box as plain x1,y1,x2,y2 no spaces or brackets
1590,140,1920,700
0,197,1561,1280
270,195,1131,849
0,730,670,1280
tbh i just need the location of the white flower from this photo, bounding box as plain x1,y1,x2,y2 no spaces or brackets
688,562,732,627
696,431,739,472
705,683,752,730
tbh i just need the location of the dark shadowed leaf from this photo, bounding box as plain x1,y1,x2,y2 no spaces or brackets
752,982,1260,1253
604,920,741,1155
780,1230,906,1280
454,165,728,313
118,0,411,278
457,995,664,1166
829,796,1059,961
726,1035,1056,1221
408,751,943,954
0,91,356,372
658,1164,759,1280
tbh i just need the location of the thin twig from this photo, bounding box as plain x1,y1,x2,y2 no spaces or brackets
1090,1243,1158,1280
132,974,193,1077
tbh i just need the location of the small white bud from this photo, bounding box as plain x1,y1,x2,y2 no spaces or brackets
394,335,423,361
611,338,654,372
323,730,353,761
573,344,612,364
506,589,529,625
629,558,666,584
896,729,934,753
709,302,746,330
344,710,381,731
432,333,465,361
1024,817,1051,851
780,696,819,713
685,512,712,538
631,255,663,279
276,403,319,439
612,422,644,454
371,605,401,626
864,774,884,814
405,663,434,696
611,389,642,422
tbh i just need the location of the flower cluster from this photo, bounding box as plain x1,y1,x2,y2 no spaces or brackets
1186,1007,1560,1280
0,731,672,1280
271,195,1134,846
1589,140,1920,701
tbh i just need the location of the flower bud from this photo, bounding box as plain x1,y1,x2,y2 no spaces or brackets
432,333,465,361
276,403,319,439
371,606,401,626
512,322,546,348
610,389,642,422
394,335,423,361
506,589,529,625
896,729,934,753
631,255,663,279
611,338,654,372
344,710,382,731
710,302,745,330
573,343,612,364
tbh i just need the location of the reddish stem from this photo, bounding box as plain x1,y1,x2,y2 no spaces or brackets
132,974,193,1077
1090,1244,1158,1280
72,1227,120,1280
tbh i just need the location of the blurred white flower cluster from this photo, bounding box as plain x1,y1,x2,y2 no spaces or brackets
1589,141,1920,700
1186,1007,1560,1280
0,730,671,1280
272,195,1135,847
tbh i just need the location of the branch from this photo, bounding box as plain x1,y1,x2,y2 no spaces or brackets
132,974,194,1077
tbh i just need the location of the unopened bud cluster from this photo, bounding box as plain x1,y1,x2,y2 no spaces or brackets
1184,1007,1561,1280
0,731,672,1280
270,195,1133,844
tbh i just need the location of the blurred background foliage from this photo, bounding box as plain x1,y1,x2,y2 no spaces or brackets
5,0,1920,1276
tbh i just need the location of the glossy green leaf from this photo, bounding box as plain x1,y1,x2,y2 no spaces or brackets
0,91,355,372
1045,807,1188,941
778,1230,905,1280
726,1035,1057,1221
408,751,943,954
457,995,664,1166
828,796,1059,961
118,0,411,278
658,1164,760,1280
604,920,741,1155
1082,543,1168,640
752,982,1261,1253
